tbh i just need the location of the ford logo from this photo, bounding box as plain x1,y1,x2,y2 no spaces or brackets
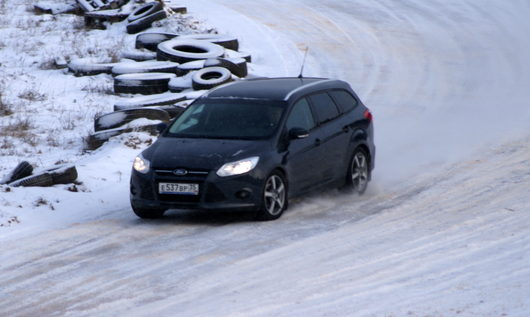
173,168,188,176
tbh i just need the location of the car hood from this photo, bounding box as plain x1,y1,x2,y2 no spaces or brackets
145,137,270,170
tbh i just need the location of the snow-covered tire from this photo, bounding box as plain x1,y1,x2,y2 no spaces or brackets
114,73,176,95
9,173,54,187
113,92,188,110
127,2,163,22
177,60,206,75
192,67,232,90
0,161,33,185
153,105,186,118
224,49,252,63
111,61,182,76
204,57,248,78
126,10,167,34
177,34,239,51
157,39,225,63
136,32,178,51
68,59,119,76
45,165,78,185
85,124,160,150
168,76,193,92
120,50,157,62
95,108,170,131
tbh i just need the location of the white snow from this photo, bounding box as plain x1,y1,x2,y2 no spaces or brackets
0,0,529,316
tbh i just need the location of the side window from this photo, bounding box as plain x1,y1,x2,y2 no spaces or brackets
329,90,358,113
308,93,340,124
286,98,316,131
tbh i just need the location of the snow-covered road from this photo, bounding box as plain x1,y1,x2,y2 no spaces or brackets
1,1,530,316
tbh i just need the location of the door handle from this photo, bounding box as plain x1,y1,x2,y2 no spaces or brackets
314,138,321,146
342,126,350,133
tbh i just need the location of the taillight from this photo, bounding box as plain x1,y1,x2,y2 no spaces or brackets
364,109,373,122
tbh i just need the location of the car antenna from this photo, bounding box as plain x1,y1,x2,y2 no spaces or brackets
298,47,309,79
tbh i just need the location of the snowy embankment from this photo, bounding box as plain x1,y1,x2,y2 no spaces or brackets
0,0,530,316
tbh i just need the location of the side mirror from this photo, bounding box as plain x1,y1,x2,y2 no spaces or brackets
288,127,309,140
156,122,168,134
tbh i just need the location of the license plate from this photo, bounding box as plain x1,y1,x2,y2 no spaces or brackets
159,183,199,195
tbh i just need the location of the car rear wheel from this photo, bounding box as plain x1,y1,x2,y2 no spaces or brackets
347,148,370,194
256,172,287,221
132,206,166,219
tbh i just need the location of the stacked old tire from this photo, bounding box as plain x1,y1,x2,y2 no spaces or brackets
60,1,253,150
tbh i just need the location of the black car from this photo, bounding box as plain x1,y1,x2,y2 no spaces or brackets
130,77,375,220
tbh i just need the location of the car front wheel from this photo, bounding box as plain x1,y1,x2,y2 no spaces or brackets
256,172,287,221
346,148,370,194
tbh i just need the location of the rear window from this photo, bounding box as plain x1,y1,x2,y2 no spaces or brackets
308,93,340,124
329,90,358,113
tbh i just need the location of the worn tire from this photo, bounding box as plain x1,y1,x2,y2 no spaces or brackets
157,39,225,63
126,10,167,34
95,108,170,131
112,61,182,76
192,67,232,90
85,124,160,150
120,50,157,62
113,92,188,110
9,173,54,187
45,165,78,185
136,32,178,51
204,57,247,78
114,72,176,95
127,2,164,22
1,161,33,185
177,34,239,51
68,59,120,76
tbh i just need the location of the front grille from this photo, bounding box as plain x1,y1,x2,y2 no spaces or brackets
154,168,210,203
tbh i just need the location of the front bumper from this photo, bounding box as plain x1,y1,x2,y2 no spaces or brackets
130,168,263,211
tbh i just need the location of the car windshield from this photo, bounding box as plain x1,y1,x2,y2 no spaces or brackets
167,99,286,140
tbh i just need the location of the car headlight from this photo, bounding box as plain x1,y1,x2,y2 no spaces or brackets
216,156,259,177
133,154,150,174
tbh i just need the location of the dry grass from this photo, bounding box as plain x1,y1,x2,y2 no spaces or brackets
0,93,13,116
0,117,37,147
18,89,47,102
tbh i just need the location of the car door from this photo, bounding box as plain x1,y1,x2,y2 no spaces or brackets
307,92,350,183
282,97,322,195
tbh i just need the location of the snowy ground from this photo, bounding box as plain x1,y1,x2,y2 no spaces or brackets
1,0,529,316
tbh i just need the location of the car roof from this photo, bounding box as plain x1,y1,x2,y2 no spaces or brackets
203,77,351,102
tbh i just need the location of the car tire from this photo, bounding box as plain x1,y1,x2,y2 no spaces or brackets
255,172,288,221
346,147,370,194
191,67,232,90
126,10,167,34
132,206,166,219
111,61,182,76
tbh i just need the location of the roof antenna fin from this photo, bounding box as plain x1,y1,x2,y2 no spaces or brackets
298,47,309,79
